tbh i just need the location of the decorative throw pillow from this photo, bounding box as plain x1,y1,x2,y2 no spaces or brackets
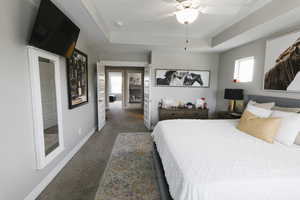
248,100,275,110
271,110,300,146
245,104,273,118
237,111,282,144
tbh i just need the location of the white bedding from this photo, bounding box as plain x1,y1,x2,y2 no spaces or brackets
152,119,300,200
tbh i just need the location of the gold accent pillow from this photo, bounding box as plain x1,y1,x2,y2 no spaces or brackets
237,111,282,144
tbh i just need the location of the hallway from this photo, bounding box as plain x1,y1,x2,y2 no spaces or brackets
37,106,147,200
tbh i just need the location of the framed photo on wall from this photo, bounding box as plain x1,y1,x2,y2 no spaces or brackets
155,69,210,88
67,49,89,109
264,31,300,92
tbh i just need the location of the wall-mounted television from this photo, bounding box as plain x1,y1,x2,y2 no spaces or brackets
29,0,80,58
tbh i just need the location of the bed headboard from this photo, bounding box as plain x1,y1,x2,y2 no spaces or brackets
246,95,300,108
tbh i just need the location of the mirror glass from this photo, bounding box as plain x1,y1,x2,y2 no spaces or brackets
38,57,59,156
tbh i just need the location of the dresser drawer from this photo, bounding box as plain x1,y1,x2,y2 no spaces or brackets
159,108,208,121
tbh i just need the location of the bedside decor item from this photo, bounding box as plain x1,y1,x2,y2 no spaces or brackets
156,69,210,88
224,89,244,113
196,98,207,109
67,49,88,109
264,31,300,92
186,102,194,109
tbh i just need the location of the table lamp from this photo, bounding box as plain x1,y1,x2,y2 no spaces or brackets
224,89,244,113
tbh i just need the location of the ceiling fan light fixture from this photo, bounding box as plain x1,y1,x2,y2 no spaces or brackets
176,8,199,24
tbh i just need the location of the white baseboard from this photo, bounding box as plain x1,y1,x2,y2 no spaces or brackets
24,128,96,200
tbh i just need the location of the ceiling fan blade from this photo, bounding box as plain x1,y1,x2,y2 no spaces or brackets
198,6,241,15
161,0,178,6
144,12,176,22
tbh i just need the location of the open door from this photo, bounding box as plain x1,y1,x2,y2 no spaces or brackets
144,66,152,130
97,61,106,131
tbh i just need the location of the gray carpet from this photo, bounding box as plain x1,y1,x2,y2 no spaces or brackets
95,132,160,200
37,104,148,200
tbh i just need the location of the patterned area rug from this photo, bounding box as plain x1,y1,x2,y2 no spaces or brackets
95,132,160,200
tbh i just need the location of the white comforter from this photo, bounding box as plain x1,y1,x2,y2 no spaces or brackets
152,119,300,200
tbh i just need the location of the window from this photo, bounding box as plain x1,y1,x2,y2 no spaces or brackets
233,57,255,83
109,72,122,94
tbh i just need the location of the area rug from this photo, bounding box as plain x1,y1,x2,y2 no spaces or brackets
94,132,160,200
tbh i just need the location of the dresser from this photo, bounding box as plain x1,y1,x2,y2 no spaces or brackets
159,107,209,121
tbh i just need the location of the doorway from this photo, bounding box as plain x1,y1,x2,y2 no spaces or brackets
97,61,150,132
105,67,145,120
108,71,123,110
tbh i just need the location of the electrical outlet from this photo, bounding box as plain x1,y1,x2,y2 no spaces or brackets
78,128,82,135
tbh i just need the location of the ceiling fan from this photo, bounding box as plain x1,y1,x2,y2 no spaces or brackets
159,0,243,24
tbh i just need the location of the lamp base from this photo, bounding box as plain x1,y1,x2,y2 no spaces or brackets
228,100,235,113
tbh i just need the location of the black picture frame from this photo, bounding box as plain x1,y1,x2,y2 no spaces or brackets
67,49,89,109
155,69,211,88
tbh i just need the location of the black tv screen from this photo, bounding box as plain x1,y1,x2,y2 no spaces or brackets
29,0,80,58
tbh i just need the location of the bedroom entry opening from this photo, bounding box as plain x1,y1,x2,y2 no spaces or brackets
105,66,145,123
108,71,123,110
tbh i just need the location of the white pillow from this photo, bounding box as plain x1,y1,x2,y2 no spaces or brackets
271,110,300,146
272,106,300,113
294,134,300,145
245,104,273,118
248,100,275,110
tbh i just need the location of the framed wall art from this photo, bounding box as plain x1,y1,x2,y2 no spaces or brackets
155,69,210,88
67,49,89,109
264,31,300,92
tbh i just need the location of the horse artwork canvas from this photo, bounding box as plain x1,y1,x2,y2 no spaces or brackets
155,69,210,88
264,31,300,92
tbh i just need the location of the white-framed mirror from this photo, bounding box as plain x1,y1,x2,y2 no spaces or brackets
28,47,64,169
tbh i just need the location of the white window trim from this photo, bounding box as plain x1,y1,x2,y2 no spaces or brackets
28,47,64,170
234,56,255,83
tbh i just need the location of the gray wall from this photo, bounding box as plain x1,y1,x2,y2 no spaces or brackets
0,0,98,199
99,51,149,62
150,51,220,124
217,36,300,111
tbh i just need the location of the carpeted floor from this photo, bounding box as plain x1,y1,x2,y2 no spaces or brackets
37,104,148,200
95,132,160,200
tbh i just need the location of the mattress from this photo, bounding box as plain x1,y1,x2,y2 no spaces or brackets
152,119,300,200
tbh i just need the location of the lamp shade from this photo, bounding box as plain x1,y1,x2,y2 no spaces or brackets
176,8,199,24
224,89,244,100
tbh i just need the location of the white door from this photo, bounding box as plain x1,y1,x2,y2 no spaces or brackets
144,66,152,130
97,61,106,131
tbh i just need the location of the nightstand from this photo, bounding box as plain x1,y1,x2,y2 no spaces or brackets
216,111,242,119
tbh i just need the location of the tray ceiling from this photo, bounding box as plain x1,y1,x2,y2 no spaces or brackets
89,0,271,39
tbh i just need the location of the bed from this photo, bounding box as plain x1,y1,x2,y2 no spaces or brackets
152,95,300,200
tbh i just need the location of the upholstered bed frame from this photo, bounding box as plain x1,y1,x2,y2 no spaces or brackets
152,95,300,200
152,144,173,200
245,95,300,107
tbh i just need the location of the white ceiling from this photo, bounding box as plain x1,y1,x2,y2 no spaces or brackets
91,0,269,39
29,0,300,56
